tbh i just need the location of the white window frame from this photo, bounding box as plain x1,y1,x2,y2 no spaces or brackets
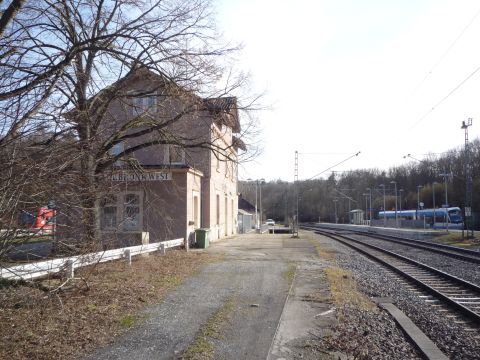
164,144,185,165
131,92,157,116
100,191,143,232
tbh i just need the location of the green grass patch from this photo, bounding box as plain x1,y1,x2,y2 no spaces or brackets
284,262,296,287
119,314,140,328
182,296,236,359
432,232,480,248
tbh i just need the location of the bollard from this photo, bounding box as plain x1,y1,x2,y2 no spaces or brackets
141,232,150,258
124,249,132,265
66,259,75,279
160,243,166,255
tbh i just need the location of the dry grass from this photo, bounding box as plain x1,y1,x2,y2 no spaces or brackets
310,240,337,261
324,267,377,314
0,250,212,360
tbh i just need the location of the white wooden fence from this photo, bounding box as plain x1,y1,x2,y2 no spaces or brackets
0,238,184,281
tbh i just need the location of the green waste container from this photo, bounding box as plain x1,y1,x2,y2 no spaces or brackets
195,228,210,248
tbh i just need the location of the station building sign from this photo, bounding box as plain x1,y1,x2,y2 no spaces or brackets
112,171,172,182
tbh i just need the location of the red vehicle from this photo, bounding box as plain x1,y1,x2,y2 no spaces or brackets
19,207,56,231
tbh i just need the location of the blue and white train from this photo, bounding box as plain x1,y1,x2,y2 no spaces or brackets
377,207,463,229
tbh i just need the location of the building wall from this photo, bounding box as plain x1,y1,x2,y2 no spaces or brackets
99,71,239,244
206,128,238,241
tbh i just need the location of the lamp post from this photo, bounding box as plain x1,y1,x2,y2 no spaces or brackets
333,199,338,224
247,178,265,231
362,193,368,224
247,178,258,230
366,187,372,223
379,184,386,225
432,181,438,227
438,171,450,208
461,118,473,238
390,181,398,227
399,189,404,212
417,185,423,210
259,179,265,229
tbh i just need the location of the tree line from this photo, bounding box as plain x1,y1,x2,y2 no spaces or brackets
239,138,480,228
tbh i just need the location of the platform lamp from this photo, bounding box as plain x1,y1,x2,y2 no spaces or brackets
399,189,404,212
379,184,386,225
390,181,398,227
417,185,423,210
432,182,438,226
259,179,265,229
333,199,338,224
247,178,265,231
366,187,372,223
362,193,368,224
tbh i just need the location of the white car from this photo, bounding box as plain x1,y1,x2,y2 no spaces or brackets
266,219,275,226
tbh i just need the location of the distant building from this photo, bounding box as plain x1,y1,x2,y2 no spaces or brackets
237,194,256,233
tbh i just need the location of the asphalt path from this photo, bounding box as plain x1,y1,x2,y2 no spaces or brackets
82,232,333,360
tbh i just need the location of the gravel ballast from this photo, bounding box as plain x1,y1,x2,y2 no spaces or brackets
312,232,480,359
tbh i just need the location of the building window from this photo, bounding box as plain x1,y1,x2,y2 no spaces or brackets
110,142,124,165
123,193,140,231
100,192,142,231
164,145,185,165
132,94,156,115
100,195,117,230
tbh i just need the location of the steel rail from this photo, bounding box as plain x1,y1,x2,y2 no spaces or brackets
302,224,480,264
309,228,480,325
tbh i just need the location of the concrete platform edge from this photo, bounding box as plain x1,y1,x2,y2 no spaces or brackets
378,302,448,360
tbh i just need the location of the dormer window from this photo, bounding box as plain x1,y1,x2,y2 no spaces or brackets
132,94,157,115
109,142,124,166
164,144,185,165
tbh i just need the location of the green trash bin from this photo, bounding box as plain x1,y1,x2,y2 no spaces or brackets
195,228,210,248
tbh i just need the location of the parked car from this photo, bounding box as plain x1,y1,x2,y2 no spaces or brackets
266,219,275,226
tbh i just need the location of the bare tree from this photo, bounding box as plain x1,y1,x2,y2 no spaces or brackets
1,0,260,254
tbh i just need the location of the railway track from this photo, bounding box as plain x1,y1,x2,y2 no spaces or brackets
306,227,480,327
303,224,480,264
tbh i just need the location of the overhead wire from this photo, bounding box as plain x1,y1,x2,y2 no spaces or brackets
409,64,480,131
412,6,480,94
406,5,480,131
306,151,361,181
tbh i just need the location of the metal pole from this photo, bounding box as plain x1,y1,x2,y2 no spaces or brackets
433,182,437,229
461,118,473,238
259,181,263,229
333,199,338,224
380,184,386,226
367,188,372,222
399,189,403,212
417,185,423,210
363,193,368,224
391,181,397,227
255,181,258,230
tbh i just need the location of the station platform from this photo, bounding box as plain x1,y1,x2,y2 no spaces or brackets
310,222,450,240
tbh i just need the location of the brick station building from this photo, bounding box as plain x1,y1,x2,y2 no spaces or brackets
96,69,244,247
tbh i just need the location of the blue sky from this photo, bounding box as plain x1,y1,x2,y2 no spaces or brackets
215,0,480,181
